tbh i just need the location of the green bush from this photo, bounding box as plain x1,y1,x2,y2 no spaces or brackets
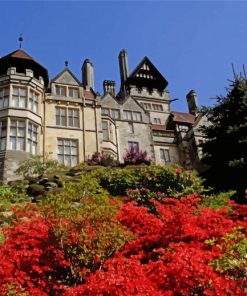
95,164,206,198
15,154,66,180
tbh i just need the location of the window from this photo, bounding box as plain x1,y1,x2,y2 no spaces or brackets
57,139,78,167
68,87,79,98
55,85,66,96
9,120,25,151
160,148,171,163
0,87,9,109
56,107,66,126
102,108,110,116
28,123,38,154
68,109,79,127
12,87,27,108
128,141,139,153
132,112,142,122
144,103,151,110
128,122,134,133
152,104,163,111
29,90,39,113
102,121,109,140
178,124,189,132
111,109,120,120
123,110,132,120
0,120,7,151
153,118,161,124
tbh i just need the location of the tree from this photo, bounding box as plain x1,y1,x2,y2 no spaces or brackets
200,75,247,202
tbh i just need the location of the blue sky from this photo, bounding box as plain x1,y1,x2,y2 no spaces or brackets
0,1,247,111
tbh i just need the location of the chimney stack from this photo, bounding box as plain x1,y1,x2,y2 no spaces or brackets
118,49,129,95
82,59,94,90
186,90,199,115
103,80,116,97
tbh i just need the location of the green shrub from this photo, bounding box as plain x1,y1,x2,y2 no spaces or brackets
15,154,66,180
96,164,206,198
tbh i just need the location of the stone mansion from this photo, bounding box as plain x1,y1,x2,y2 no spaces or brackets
0,47,207,182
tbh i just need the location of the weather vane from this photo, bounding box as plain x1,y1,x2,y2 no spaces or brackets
65,60,68,67
19,34,23,49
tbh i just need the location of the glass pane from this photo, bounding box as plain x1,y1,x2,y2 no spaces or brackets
10,127,16,136
60,87,66,96
71,147,78,155
74,89,79,98
12,87,18,95
61,108,66,116
28,130,32,139
12,96,18,107
0,89,3,97
28,140,32,153
68,117,73,127
68,109,73,117
32,143,37,155
69,88,73,97
64,156,70,166
71,141,77,147
3,97,8,107
33,133,37,142
71,156,78,167
34,102,38,113
1,127,6,137
18,128,25,137
57,155,64,164
17,138,24,150
9,137,16,150
19,121,25,128
57,139,63,145
28,99,32,110
0,138,6,151
64,140,70,146
61,116,66,126
0,98,2,108
58,146,64,154
74,118,79,127
65,146,70,155
20,97,26,108
19,88,26,96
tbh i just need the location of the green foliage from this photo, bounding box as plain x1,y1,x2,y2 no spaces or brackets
39,174,132,273
211,227,247,280
201,191,235,209
15,154,66,181
95,164,206,198
200,76,247,200
0,185,30,226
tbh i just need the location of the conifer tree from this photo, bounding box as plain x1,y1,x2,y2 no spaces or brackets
201,75,247,202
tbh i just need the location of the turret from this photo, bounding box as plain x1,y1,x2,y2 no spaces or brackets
186,90,199,115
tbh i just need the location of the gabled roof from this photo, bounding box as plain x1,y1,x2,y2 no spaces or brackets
125,56,168,91
170,111,195,124
1,49,34,60
51,68,81,86
0,49,49,86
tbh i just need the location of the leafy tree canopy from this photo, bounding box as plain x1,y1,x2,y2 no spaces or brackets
201,75,247,201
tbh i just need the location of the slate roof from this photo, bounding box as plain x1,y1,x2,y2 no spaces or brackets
170,111,195,124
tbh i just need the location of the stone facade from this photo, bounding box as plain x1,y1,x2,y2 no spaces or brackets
0,48,207,182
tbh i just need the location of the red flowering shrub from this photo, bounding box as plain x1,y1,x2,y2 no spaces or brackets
67,194,246,295
0,178,246,295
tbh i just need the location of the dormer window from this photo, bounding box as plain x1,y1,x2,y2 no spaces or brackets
68,87,79,98
55,85,66,96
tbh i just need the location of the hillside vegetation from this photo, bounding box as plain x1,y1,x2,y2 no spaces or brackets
0,163,246,295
